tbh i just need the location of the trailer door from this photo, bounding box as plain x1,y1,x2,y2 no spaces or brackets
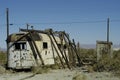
14,42,33,69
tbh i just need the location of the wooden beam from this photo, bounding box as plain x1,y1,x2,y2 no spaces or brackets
63,32,81,66
58,32,71,69
29,32,44,65
20,29,48,34
8,33,30,49
47,33,65,68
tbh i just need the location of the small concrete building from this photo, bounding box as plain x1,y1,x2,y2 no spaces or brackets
96,40,113,61
7,31,68,69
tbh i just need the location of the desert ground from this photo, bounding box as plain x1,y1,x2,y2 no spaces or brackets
0,67,119,80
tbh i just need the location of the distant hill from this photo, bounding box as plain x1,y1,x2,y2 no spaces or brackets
0,47,6,52
80,44,120,49
80,44,96,49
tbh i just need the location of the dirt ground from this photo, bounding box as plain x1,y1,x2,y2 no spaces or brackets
0,68,119,80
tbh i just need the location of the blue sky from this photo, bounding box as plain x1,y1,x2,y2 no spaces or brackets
0,0,120,48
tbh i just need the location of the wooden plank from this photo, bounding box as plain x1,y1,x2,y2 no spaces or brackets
64,32,81,66
59,32,71,69
29,32,44,65
62,33,75,67
8,33,30,49
50,31,71,69
27,40,39,65
47,33,65,68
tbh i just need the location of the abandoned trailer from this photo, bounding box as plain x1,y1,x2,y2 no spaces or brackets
6,29,72,69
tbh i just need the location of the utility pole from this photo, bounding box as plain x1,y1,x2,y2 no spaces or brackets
6,8,9,67
6,8,9,40
107,18,110,56
107,18,109,43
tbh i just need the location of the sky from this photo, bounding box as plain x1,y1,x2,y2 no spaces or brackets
0,0,120,48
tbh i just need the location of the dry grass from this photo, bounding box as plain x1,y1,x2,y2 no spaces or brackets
49,64,60,69
79,48,120,77
0,51,6,65
0,66,6,74
94,54,120,72
72,73,87,80
31,66,51,74
31,63,62,74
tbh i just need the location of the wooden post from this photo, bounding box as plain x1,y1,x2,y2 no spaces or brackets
50,31,71,69
107,18,110,56
6,8,9,67
63,33,75,66
47,33,65,68
27,40,39,65
59,32,71,69
29,32,44,65
64,32,81,66
107,18,109,43
72,39,81,66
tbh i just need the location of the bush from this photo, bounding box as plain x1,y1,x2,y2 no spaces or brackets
92,50,120,76
49,64,60,69
79,48,96,61
0,51,7,65
0,65,6,74
32,66,50,74
78,48,120,76
72,73,86,80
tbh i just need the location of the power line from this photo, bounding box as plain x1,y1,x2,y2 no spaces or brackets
0,19,120,27
111,19,120,22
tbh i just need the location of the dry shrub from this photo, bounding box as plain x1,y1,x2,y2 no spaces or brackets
0,51,6,65
31,63,61,74
87,65,94,73
42,64,60,69
93,51,120,77
0,66,6,74
0,52,7,74
72,73,87,80
50,64,60,69
32,66,50,74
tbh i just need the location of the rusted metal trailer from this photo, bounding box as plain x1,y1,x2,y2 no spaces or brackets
6,29,69,69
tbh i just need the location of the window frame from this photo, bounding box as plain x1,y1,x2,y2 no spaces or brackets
43,42,48,49
14,42,27,50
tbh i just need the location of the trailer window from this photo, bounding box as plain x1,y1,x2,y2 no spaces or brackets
14,42,26,50
21,43,26,49
15,43,20,50
43,42,48,49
